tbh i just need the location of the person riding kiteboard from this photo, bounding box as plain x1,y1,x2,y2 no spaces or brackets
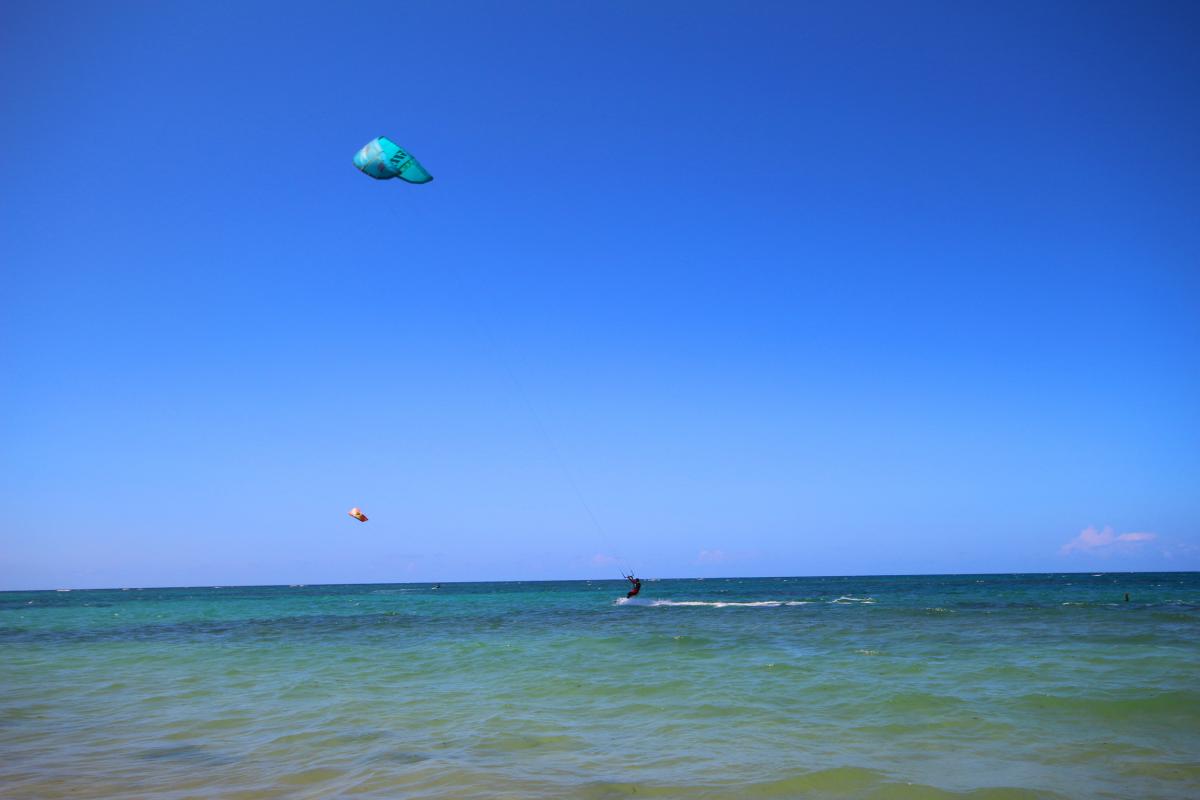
624,572,642,598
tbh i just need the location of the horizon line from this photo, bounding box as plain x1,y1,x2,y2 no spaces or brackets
4,569,1196,593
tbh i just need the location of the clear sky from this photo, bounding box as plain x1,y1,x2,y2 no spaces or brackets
2,1,1198,589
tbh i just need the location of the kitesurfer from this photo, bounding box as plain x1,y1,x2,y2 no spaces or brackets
625,573,642,598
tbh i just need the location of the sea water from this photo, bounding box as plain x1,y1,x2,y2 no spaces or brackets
2,574,1197,799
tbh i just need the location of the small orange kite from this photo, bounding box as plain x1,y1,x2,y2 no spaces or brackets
348,507,368,522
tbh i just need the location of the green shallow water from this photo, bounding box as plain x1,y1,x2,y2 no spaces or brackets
2,574,1197,799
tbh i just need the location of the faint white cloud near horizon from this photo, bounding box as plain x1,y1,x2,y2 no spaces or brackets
1060,526,1157,556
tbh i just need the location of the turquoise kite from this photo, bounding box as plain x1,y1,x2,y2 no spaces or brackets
353,136,433,184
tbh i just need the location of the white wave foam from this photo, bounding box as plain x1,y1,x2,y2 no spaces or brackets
829,596,876,604
615,598,812,608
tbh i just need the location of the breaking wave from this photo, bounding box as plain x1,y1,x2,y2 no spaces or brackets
615,595,877,608
616,598,812,608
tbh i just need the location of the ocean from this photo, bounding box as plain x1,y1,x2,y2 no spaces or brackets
2,574,1197,799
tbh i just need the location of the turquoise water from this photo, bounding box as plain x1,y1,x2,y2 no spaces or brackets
2,574,1197,799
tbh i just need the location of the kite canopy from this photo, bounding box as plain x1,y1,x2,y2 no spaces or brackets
348,507,368,522
353,136,433,184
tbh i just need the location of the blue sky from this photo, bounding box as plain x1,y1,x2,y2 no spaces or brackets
2,1,1198,589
